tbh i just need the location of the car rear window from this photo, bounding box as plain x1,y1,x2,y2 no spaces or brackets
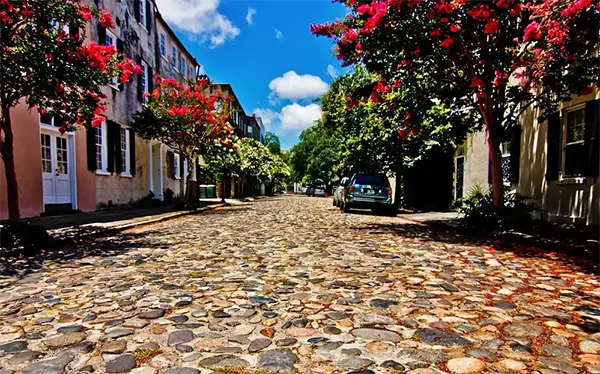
354,175,389,186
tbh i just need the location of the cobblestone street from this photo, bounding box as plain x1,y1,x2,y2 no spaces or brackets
1,195,599,374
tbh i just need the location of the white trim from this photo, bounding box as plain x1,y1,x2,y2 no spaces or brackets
120,127,131,175
96,170,111,176
561,105,585,178
95,121,108,173
139,0,147,31
39,129,77,210
147,140,153,192
174,153,181,179
171,45,178,70
105,30,119,90
120,173,133,178
141,61,149,103
557,177,586,185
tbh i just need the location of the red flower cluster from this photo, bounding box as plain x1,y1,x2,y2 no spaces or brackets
466,3,491,21
561,0,593,17
77,42,117,73
484,19,499,34
116,59,142,84
523,21,542,41
98,9,115,28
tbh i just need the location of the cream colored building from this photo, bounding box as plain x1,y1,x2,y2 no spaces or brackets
455,92,599,225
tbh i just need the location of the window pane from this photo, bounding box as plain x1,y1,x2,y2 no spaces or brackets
121,128,128,172
564,143,585,177
566,109,585,143
95,125,103,170
41,134,52,173
56,137,67,174
355,175,389,186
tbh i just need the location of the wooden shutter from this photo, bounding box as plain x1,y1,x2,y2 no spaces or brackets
166,151,175,179
130,129,137,176
106,121,117,173
584,99,599,177
147,65,154,94
87,127,96,171
137,55,143,102
98,23,106,45
145,0,152,32
134,0,141,22
509,127,522,184
546,111,561,181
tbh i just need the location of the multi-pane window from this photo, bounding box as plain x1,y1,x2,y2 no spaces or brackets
41,134,52,173
56,137,68,174
120,127,130,174
141,61,149,103
171,45,177,69
188,66,194,80
180,57,186,76
95,124,104,171
160,33,167,58
174,153,180,179
563,107,585,177
105,31,119,87
139,0,146,28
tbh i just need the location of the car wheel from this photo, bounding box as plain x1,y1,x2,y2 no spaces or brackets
343,202,351,213
387,206,398,217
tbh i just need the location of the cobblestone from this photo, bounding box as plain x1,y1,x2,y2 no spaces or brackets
0,196,598,373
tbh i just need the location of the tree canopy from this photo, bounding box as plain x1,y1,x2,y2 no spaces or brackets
264,132,281,154
312,0,600,206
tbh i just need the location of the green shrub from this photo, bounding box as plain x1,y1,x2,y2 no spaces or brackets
458,185,536,231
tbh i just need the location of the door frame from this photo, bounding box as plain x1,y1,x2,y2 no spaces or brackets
40,124,77,211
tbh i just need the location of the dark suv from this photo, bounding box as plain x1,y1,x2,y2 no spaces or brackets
341,173,396,215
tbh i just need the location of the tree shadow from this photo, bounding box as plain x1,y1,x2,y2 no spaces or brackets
349,220,599,275
0,228,168,278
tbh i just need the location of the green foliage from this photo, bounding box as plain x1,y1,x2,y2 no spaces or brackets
290,121,342,186
458,185,537,231
264,132,281,154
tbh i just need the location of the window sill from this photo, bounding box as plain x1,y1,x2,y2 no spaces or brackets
557,177,586,185
139,23,148,34
175,176,181,180
161,55,169,63
120,173,133,178
96,170,111,176
109,84,120,91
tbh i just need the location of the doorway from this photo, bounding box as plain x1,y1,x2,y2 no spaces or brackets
40,131,75,212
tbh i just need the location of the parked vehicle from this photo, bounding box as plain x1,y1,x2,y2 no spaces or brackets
332,177,349,207
340,173,396,216
305,186,315,196
314,187,326,197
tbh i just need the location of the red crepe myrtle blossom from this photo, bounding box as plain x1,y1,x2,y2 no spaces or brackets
524,21,542,41
440,36,454,48
484,19,500,34
450,24,461,33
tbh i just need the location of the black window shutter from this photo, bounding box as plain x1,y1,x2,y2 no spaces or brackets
145,0,152,32
148,65,154,94
546,111,561,181
87,127,96,171
509,127,522,184
114,125,123,174
98,23,106,45
130,129,137,176
137,55,143,102
106,121,117,173
166,151,175,179
584,99,599,177
134,0,141,22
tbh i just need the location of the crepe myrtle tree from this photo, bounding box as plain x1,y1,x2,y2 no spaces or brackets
131,76,236,201
0,0,140,222
312,0,600,206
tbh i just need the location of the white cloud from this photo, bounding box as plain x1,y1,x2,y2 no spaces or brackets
155,0,240,48
246,7,256,25
268,71,328,102
253,103,321,133
327,64,339,79
252,108,280,131
275,29,283,39
280,103,321,131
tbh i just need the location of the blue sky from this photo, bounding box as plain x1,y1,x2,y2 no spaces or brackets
155,0,348,150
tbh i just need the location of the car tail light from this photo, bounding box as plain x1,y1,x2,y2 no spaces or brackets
349,186,354,193
388,188,392,197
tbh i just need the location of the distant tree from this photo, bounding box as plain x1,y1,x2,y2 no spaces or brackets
313,0,599,206
264,132,281,154
131,76,236,200
0,0,140,222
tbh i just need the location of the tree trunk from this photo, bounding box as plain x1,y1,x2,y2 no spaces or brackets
179,153,185,199
239,175,245,199
0,107,20,223
488,137,504,207
219,170,226,203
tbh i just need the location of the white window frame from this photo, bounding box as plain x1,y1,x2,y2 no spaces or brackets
120,127,132,177
141,60,149,104
188,66,194,80
561,104,586,179
105,30,119,89
139,0,147,31
171,45,178,70
159,32,167,59
174,153,181,179
95,121,109,175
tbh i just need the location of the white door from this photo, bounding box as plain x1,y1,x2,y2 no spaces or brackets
152,143,163,200
41,133,72,206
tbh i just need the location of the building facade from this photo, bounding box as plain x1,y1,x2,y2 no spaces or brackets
454,92,599,225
